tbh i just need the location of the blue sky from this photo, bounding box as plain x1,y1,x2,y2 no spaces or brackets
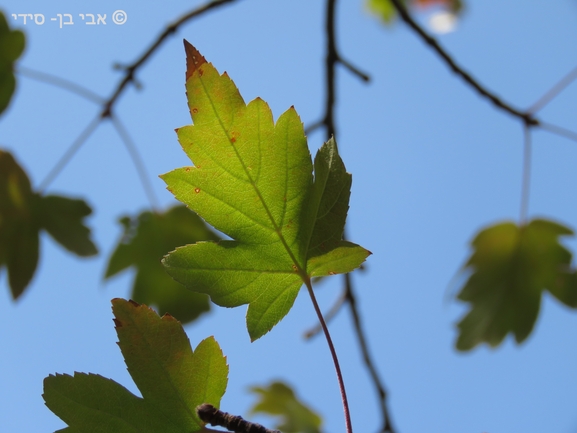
1,1,577,432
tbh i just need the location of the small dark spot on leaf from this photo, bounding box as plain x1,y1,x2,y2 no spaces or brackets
185,167,190,172
128,299,140,307
198,68,204,77
230,137,236,143
292,264,297,271
328,271,336,275
195,188,201,193
192,108,198,114
113,318,122,327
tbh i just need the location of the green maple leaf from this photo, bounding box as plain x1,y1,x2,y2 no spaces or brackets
0,150,97,299
105,205,220,323
249,381,322,433
0,11,25,116
43,298,229,432
455,218,577,351
161,42,370,341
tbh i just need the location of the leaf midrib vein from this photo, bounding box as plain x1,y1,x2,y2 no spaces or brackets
196,74,306,277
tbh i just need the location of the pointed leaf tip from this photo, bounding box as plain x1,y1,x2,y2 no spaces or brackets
184,40,207,81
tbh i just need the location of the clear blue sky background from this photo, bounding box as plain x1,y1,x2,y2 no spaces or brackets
1,1,577,432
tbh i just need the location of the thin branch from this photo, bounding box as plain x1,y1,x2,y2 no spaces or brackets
34,0,240,193
304,288,347,339
388,0,537,127
305,278,353,433
519,125,531,224
321,0,369,137
338,56,371,82
538,121,577,144
16,66,105,104
38,115,101,192
101,0,240,119
110,115,160,210
345,273,396,433
528,65,577,114
305,119,324,135
324,0,338,137
323,1,394,432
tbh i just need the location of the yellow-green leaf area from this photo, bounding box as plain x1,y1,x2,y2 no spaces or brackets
43,299,229,432
161,42,370,341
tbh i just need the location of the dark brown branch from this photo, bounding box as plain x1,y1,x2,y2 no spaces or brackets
323,1,394,432
35,0,240,192
338,56,371,82
324,0,338,137
345,273,396,433
197,404,280,433
388,0,537,127
100,0,240,118
322,0,370,138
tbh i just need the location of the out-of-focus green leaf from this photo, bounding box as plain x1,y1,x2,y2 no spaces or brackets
249,381,322,433
0,11,25,116
162,42,370,341
105,205,220,323
44,298,229,432
0,150,37,298
0,149,97,299
37,195,98,256
455,219,577,351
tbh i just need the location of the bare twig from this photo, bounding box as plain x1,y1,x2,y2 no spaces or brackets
339,57,371,82
35,0,240,192
539,122,577,144
388,0,537,127
528,65,577,114
101,0,240,119
322,1,395,432
38,115,101,191
519,125,532,224
304,288,347,339
321,0,370,137
345,273,396,433
110,115,160,210
17,66,105,104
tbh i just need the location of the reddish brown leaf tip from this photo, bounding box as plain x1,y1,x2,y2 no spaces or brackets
184,40,207,80
113,318,122,328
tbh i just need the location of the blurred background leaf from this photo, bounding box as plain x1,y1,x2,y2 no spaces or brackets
0,11,25,116
105,205,220,323
454,219,577,351
249,381,322,433
0,149,96,299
